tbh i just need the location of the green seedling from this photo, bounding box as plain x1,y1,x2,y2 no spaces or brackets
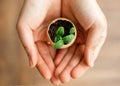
54,40,64,49
56,26,64,36
53,26,75,49
63,34,74,44
69,27,75,34
54,35,62,43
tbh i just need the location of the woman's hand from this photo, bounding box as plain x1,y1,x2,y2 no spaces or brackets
53,0,107,83
17,0,61,80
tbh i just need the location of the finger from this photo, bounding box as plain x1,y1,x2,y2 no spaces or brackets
17,23,37,67
59,45,84,83
36,41,55,73
54,49,68,66
55,45,76,77
71,59,89,79
36,55,52,80
48,46,56,59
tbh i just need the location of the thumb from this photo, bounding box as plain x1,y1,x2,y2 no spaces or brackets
17,22,38,67
84,19,107,67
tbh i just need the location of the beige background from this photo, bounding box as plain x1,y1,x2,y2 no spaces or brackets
0,0,120,86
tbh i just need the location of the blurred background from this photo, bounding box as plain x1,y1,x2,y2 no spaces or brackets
0,0,120,86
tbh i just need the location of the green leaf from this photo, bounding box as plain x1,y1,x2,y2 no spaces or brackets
53,40,64,49
63,34,74,44
56,26,64,36
54,35,62,43
69,27,75,34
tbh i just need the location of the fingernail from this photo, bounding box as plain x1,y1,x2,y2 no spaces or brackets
89,52,94,67
29,59,34,68
90,58,94,67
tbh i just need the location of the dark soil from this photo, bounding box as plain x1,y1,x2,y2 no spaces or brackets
48,19,73,42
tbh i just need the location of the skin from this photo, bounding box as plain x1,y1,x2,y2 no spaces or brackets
17,0,107,85
54,0,107,84
17,0,61,80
